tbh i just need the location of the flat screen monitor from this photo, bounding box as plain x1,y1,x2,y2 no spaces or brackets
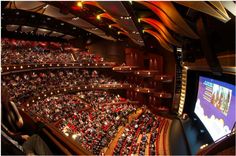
194,76,235,141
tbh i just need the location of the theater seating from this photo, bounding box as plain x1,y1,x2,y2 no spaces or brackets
1,38,74,64
113,111,164,155
1,38,104,65
2,69,125,103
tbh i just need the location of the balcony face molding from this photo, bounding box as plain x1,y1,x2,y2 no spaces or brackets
1,63,116,74
134,70,160,78
112,65,139,73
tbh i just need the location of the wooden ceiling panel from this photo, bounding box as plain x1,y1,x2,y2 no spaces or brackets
175,1,231,23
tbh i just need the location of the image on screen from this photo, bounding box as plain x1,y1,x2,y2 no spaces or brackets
194,76,235,141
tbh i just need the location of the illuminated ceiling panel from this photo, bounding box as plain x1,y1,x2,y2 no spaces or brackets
5,1,116,41
49,31,64,37
149,1,199,39
98,1,144,46
36,28,51,35
144,29,173,52
139,18,181,46
221,1,236,16
175,1,230,23
137,1,199,39
21,26,35,33
7,1,43,10
6,25,19,31
62,35,75,40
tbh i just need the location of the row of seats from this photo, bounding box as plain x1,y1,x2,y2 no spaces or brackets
77,51,104,64
26,91,127,123
77,91,126,108
27,94,89,123
1,38,104,64
2,69,126,102
113,111,163,156
22,90,133,154
1,38,73,64
57,103,136,154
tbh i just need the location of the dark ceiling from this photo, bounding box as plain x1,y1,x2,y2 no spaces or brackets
1,1,235,56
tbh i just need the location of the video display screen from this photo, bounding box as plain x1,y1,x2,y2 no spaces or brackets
194,76,235,141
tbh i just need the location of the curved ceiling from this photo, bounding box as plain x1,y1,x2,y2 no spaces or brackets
2,1,235,51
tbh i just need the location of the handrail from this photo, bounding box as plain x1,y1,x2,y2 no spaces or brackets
44,123,92,155
1,63,115,75
22,84,132,104
197,131,235,155
42,128,72,155
18,109,80,155
214,130,235,144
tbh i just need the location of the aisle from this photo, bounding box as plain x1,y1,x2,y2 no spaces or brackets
104,108,143,155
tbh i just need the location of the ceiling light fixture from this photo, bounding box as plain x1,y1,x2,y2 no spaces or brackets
73,27,76,30
77,1,83,8
47,17,51,20
108,25,112,28
96,15,101,20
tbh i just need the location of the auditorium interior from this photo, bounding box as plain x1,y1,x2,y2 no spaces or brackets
1,1,235,155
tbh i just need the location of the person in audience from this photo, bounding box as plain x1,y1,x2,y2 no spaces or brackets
1,86,52,155
2,69,126,103
1,38,106,65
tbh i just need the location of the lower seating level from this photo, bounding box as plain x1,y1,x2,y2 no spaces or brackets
18,91,171,155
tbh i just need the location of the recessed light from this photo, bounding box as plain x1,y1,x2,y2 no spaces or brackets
47,17,51,20
72,17,80,20
96,15,101,20
73,27,76,30
16,12,20,15
77,1,83,8
43,4,49,9
31,14,35,18
61,23,64,26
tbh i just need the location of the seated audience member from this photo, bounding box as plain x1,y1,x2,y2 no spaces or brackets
1,86,52,155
